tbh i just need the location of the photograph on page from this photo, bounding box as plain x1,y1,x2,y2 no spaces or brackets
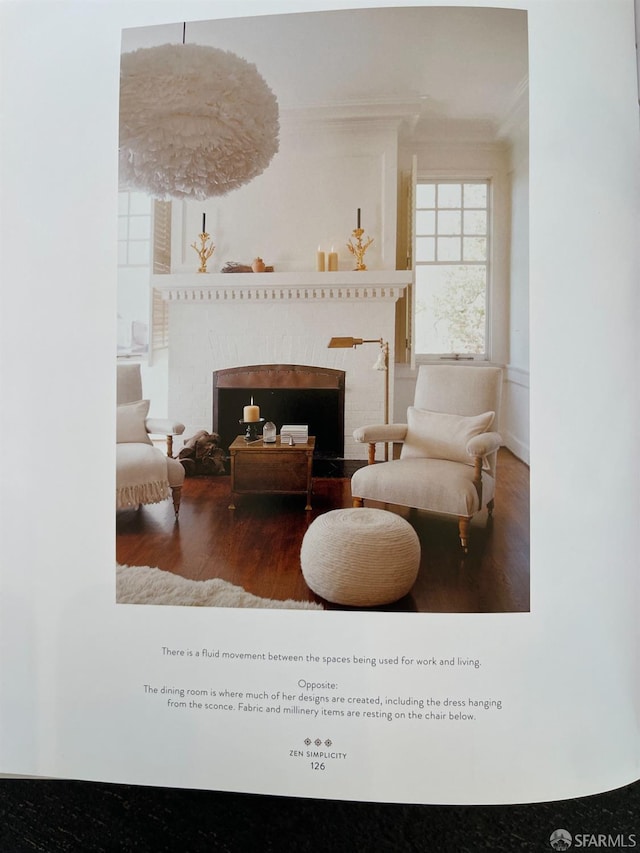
115,6,530,617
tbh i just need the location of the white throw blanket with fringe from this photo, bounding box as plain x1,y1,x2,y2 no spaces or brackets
116,443,170,509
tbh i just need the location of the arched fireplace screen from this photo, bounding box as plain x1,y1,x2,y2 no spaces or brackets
213,364,345,458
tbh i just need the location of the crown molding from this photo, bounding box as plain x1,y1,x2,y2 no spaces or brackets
280,99,423,130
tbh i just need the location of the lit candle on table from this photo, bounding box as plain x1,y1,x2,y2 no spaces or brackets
243,397,260,422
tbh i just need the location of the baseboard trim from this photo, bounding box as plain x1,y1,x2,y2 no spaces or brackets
503,432,529,465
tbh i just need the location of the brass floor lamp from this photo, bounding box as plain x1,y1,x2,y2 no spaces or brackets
328,336,390,461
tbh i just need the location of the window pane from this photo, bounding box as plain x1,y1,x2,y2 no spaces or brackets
129,192,152,215
416,210,435,235
464,183,487,207
414,265,486,355
464,210,486,235
463,237,487,261
117,242,128,265
437,236,461,262
129,216,151,240
438,210,461,235
416,236,435,262
128,241,150,265
118,193,129,215
416,183,435,208
438,183,461,208
117,217,128,240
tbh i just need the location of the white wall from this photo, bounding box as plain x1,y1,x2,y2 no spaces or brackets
171,115,399,274
504,120,530,463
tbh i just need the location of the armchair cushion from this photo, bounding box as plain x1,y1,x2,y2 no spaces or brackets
117,400,152,445
351,458,496,517
400,407,495,465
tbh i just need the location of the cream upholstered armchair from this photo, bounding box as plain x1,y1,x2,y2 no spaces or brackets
116,363,186,517
351,365,502,552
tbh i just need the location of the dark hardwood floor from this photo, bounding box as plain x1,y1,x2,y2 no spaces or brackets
116,448,529,612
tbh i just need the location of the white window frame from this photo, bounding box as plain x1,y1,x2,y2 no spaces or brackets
117,191,153,360
413,176,492,363
118,191,152,268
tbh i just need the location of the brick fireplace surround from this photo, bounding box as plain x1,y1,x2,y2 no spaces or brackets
153,271,411,460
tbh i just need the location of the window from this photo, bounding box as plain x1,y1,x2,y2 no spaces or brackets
414,180,490,360
117,191,152,357
118,191,152,267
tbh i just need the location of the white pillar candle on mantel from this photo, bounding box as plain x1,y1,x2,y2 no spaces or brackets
243,397,260,422
316,247,325,272
328,248,338,271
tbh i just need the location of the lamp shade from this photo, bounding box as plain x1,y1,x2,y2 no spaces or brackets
328,337,364,348
119,43,280,200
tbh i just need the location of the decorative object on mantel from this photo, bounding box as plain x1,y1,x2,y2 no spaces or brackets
251,257,266,273
221,262,252,273
328,247,339,271
316,247,325,272
119,39,279,200
328,335,390,460
191,213,215,273
220,261,274,273
347,208,374,270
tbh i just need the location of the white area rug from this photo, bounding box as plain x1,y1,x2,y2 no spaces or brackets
116,564,323,610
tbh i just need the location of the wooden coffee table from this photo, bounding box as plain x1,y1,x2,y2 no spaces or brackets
228,436,315,510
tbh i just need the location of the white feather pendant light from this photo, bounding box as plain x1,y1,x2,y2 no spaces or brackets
119,43,280,200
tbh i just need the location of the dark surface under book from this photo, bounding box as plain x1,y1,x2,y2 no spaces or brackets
0,779,638,852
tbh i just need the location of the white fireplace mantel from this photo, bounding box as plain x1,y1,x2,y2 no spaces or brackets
158,270,411,459
152,270,411,303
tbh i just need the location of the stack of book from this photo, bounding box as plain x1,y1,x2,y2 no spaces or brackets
280,425,309,445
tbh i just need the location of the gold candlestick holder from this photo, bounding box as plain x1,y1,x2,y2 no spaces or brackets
190,232,215,273
347,228,374,271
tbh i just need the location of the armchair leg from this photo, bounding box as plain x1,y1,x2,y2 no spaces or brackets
368,443,376,465
171,486,182,519
353,497,364,508
166,435,174,457
487,498,495,517
458,517,470,553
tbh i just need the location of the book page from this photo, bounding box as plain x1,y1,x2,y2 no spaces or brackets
0,0,638,804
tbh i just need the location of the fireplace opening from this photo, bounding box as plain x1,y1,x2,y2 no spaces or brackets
213,365,345,465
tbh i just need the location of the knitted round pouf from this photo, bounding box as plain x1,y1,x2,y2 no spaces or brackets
300,508,421,606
